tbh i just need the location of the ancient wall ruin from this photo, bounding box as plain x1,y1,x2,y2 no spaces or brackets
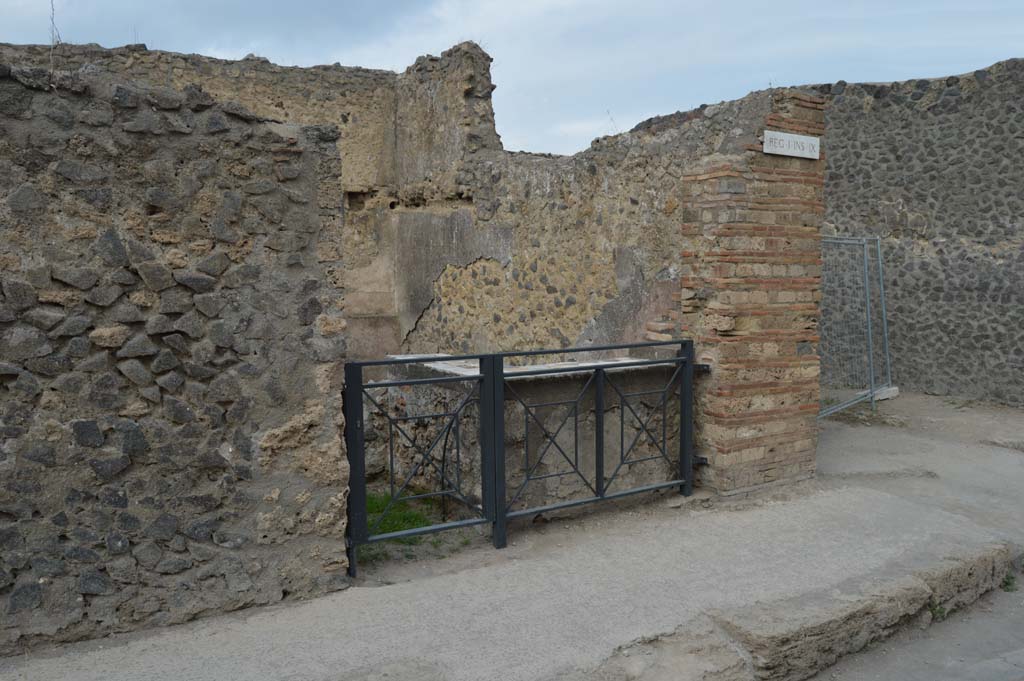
817,60,1024,405
1,40,825,652
0,61,348,653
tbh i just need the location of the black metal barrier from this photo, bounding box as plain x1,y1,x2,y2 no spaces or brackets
343,341,700,576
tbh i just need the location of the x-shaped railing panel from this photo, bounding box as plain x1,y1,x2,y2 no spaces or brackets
504,374,597,509
603,363,683,491
362,385,482,536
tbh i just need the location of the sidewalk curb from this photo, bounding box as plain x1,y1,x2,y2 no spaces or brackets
571,542,1020,681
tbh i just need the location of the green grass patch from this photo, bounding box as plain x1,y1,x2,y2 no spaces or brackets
366,491,432,545
1001,573,1018,592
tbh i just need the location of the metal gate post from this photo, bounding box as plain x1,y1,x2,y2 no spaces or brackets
479,356,495,534
679,340,695,496
594,368,605,498
861,240,877,409
874,237,893,388
343,362,367,577
481,355,507,549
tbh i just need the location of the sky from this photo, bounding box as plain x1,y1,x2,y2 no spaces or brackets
3,0,1024,155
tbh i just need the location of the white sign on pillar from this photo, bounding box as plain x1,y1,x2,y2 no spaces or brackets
763,130,820,160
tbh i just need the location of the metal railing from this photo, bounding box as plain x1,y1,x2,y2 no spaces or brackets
819,236,893,417
343,340,698,576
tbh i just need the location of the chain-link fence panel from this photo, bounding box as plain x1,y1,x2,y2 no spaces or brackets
819,236,892,416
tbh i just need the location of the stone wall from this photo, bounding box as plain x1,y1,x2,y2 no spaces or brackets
0,39,827,652
816,60,1024,405
0,63,347,653
0,42,397,193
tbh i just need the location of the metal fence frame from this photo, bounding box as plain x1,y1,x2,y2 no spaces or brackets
343,340,699,576
818,235,893,417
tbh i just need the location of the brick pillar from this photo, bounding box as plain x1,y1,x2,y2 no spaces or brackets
679,90,825,494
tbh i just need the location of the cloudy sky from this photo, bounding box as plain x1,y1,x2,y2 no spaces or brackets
4,1,1023,154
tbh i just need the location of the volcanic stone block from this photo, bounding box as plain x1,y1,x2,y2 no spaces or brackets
154,556,192,574
23,307,65,330
155,370,185,392
132,542,162,569
158,288,193,314
77,569,114,595
106,533,130,555
116,334,159,358
30,557,65,577
109,302,147,323
208,321,233,348
173,311,205,339
164,396,196,424
66,336,91,357
88,454,131,481
84,285,123,307
196,252,231,276
140,386,162,403
120,423,149,456
52,267,100,291
110,269,137,286
145,314,175,335
221,264,259,288
161,334,189,354
144,513,179,541
193,293,226,318
75,350,109,372
183,517,221,541
2,279,37,310
95,229,129,267
72,420,105,447
100,487,128,510
24,353,73,376
1,326,53,360
150,349,180,373
116,359,152,386
48,314,93,338
126,240,156,266
172,270,216,293
136,262,175,291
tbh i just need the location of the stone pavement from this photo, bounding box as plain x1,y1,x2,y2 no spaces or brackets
1,393,1022,681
